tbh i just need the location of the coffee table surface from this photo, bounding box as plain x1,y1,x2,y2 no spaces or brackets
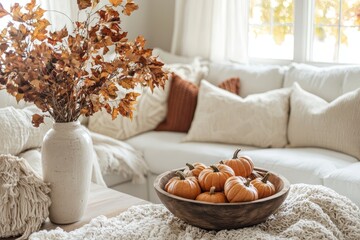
43,183,149,232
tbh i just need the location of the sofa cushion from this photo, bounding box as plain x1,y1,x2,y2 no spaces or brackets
206,62,286,97
323,163,360,207
103,174,132,188
125,131,259,175
184,81,290,148
288,83,360,160
156,77,239,133
284,63,360,102
244,148,358,185
152,48,197,64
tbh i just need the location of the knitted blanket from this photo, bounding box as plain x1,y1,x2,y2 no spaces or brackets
30,184,360,240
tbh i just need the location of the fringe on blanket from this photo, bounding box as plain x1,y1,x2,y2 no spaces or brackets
0,154,51,240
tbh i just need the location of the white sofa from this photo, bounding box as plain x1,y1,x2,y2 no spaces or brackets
100,55,360,207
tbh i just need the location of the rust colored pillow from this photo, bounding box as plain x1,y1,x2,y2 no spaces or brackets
155,75,240,132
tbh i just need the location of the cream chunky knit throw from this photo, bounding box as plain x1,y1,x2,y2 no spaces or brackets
0,154,51,240
30,184,360,240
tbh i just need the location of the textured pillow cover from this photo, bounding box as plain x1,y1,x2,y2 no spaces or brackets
88,61,209,140
0,106,52,155
184,80,290,147
284,63,360,102
156,76,240,132
0,154,51,240
288,83,360,160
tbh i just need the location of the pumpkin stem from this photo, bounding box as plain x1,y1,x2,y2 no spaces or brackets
262,172,270,183
244,178,251,187
210,186,216,195
175,171,186,180
219,160,225,164
186,163,194,170
232,148,242,159
210,165,220,172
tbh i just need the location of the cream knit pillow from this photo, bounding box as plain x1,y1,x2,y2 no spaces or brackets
288,83,360,160
0,154,51,240
184,80,290,148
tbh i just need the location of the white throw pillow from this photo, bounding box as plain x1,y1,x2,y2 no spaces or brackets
0,106,52,155
288,83,360,160
184,80,290,148
88,61,209,140
206,62,286,97
284,63,360,102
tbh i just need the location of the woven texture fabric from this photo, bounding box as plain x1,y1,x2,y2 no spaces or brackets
288,83,360,160
156,76,240,132
30,184,360,240
0,154,51,240
184,81,290,147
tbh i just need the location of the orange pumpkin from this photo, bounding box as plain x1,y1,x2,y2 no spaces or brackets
165,171,201,200
224,176,258,203
222,149,254,177
184,162,206,178
251,172,276,199
195,186,228,203
198,164,235,192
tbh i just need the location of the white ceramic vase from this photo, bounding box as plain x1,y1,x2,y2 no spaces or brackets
41,121,93,224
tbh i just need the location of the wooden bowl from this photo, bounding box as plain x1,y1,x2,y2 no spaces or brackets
154,168,290,230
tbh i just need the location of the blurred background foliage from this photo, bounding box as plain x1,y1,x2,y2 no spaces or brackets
249,0,360,45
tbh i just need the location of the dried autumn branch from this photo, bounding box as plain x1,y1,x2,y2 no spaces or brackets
0,0,168,127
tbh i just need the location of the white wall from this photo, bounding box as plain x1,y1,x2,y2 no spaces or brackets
121,0,175,51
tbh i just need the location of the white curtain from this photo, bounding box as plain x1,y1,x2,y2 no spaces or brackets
42,0,79,32
171,0,249,63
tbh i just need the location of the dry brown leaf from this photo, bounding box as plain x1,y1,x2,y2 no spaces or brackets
0,3,9,18
109,0,123,7
32,114,44,127
25,0,36,11
77,0,91,10
122,2,138,16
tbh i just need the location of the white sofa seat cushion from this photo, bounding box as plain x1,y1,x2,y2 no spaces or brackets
125,131,259,175
323,163,360,207
102,174,132,188
242,148,358,185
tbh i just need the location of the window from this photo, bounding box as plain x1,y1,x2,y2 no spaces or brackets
248,0,360,64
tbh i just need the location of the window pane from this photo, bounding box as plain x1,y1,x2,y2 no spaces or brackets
249,0,271,24
311,26,338,62
314,0,340,25
311,0,360,63
339,27,360,63
273,0,294,24
248,0,294,60
341,0,360,26
248,25,294,59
